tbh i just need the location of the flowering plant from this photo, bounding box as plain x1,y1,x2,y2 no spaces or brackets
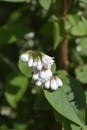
0,0,87,130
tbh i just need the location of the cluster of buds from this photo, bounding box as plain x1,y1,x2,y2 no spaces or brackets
20,50,63,90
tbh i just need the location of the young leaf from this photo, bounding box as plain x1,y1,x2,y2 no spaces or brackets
70,22,87,36
5,75,28,108
39,0,52,10
43,72,86,127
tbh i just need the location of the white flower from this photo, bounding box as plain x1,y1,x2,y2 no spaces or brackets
42,54,54,68
50,77,58,90
20,53,29,62
45,80,50,89
37,60,42,70
24,32,35,39
32,70,39,80
76,45,82,52
55,76,63,87
33,57,42,70
50,76,63,90
28,56,33,67
36,80,42,86
40,69,52,82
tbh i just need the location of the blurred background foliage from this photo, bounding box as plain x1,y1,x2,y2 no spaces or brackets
0,0,87,130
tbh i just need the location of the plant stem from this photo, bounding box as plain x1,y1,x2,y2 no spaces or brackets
56,0,69,71
0,52,19,73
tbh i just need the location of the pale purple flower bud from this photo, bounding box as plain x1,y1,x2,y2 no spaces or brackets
36,80,42,86
20,53,28,62
32,71,39,80
45,80,50,89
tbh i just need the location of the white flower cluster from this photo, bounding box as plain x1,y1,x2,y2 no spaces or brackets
20,51,63,90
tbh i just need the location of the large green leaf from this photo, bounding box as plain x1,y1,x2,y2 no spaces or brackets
75,65,87,84
43,71,86,127
5,75,28,108
1,0,26,2
39,0,52,10
18,58,32,78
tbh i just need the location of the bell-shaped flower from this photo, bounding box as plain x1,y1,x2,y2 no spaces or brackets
32,70,39,80
45,80,50,89
40,68,52,82
55,76,63,87
50,76,63,90
50,77,58,90
28,55,33,67
20,53,29,62
42,54,54,68
33,57,42,70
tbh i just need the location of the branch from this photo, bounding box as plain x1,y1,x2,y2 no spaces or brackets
56,0,69,71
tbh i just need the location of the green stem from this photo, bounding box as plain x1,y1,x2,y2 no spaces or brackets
0,52,19,73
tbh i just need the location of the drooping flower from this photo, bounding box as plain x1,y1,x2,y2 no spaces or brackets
50,77,58,90
39,68,52,82
32,70,39,80
42,54,54,68
55,76,63,87
50,76,63,90
45,80,50,89
33,57,42,70
28,55,33,67
20,53,29,62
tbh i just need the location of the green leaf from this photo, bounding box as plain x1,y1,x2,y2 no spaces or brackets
62,120,82,130
5,75,28,108
18,58,32,78
75,65,87,84
79,37,87,56
71,21,87,36
39,0,52,10
43,71,86,127
80,0,87,4
1,0,26,2
53,21,61,49
67,14,80,26
51,15,61,50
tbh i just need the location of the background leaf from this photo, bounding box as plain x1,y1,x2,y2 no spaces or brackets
5,75,28,108
39,0,52,10
75,65,87,84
